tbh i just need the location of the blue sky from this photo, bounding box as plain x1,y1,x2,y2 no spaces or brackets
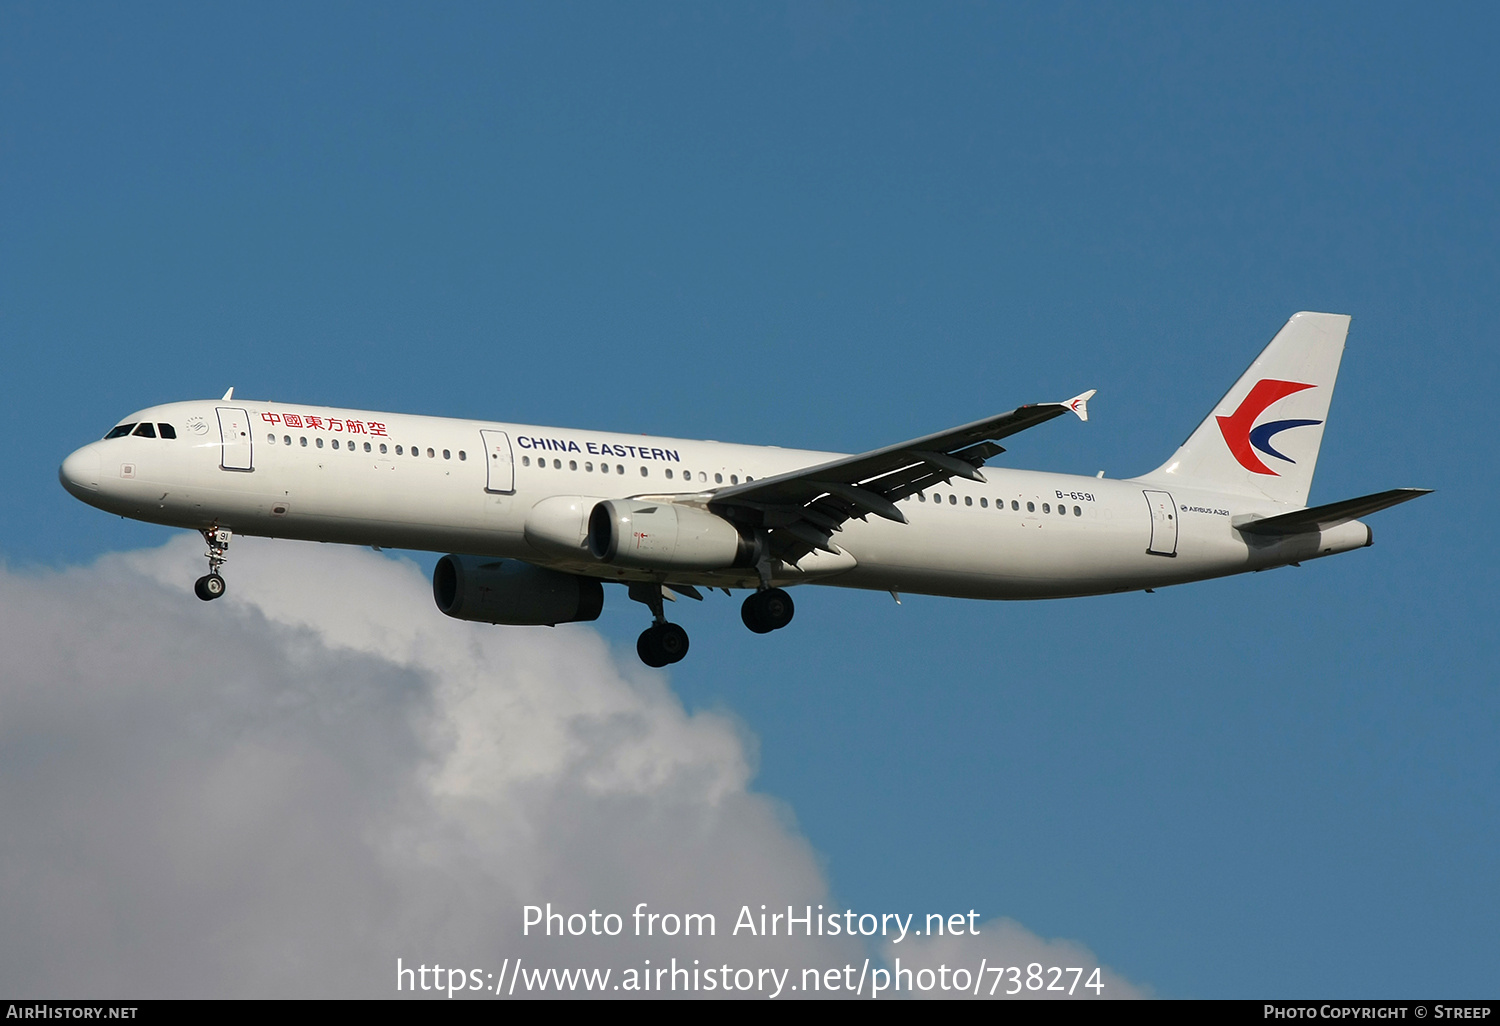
3,2,1495,998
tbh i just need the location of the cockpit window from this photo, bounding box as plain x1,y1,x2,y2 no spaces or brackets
132,423,157,438
104,424,136,439
158,423,177,439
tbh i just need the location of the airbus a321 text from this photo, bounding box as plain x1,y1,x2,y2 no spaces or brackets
60,312,1428,666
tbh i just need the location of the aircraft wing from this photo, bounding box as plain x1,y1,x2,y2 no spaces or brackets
1234,487,1432,536
707,390,1095,563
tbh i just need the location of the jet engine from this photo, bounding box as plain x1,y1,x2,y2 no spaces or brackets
432,555,604,625
587,499,757,571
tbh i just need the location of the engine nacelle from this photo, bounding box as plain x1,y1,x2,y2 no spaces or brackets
432,555,603,625
588,499,755,571
524,494,606,556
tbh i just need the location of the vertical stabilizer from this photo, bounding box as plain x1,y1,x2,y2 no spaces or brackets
1139,312,1349,507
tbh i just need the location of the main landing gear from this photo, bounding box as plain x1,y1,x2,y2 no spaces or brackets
626,579,796,667
629,582,690,668
741,587,794,634
194,528,232,602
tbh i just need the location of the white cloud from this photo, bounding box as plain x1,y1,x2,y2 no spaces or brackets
0,535,1144,999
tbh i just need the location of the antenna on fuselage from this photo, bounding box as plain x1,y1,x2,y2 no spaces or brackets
221,387,235,401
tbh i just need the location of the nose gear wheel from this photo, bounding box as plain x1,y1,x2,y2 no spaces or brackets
195,527,232,601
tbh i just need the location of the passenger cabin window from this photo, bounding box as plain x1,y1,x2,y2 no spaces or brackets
397,445,405,456
284,435,292,446
105,424,136,439
132,423,156,438
158,424,177,439
316,437,324,448
443,449,451,460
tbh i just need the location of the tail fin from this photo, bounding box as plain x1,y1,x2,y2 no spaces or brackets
1140,312,1350,507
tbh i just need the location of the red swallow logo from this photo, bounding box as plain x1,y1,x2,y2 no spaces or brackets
1216,379,1320,475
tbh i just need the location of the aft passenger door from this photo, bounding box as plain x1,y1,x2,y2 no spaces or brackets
481,430,515,494
1143,489,1178,556
217,407,253,471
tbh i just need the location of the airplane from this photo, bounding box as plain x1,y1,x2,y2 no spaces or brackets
59,312,1428,667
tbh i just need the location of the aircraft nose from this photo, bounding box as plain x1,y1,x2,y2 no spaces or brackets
59,444,102,496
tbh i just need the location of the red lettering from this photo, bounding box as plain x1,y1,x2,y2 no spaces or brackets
283,414,304,428
260,412,282,425
368,422,388,437
305,416,324,429
329,419,344,432
346,420,366,434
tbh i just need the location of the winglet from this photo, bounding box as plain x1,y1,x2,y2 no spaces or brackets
221,387,235,401
1062,389,1096,421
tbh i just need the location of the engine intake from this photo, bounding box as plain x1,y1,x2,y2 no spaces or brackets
588,499,756,571
433,555,604,625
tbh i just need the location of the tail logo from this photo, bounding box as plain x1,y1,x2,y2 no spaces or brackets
1216,379,1322,476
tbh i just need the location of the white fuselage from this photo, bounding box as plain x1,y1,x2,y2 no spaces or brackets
59,399,1371,600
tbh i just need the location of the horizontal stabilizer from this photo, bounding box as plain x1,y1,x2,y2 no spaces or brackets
1235,488,1431,537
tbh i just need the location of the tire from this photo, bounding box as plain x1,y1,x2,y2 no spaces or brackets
760,588,794,630
742,589,794,633
741,593,774,634
194,574,226,601
658,623,690,663
637,626,671,668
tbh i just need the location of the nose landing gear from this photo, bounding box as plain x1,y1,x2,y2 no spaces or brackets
195,528,231,601
628,581,690,667
741,587,794,634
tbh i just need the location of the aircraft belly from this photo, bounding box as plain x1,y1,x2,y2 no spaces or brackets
837,509,1141,598
109,443,531,554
